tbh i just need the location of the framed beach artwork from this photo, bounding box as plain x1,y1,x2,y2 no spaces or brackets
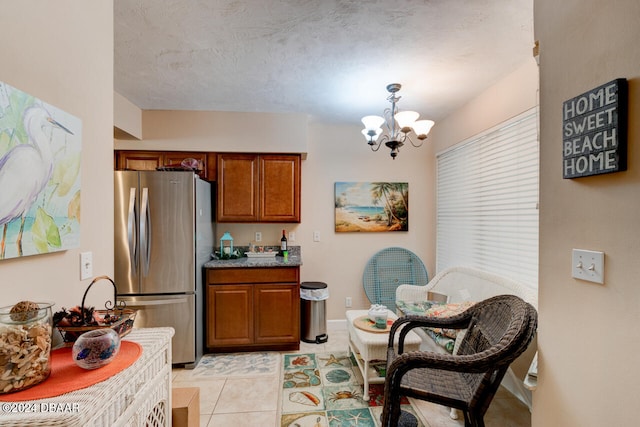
0,81,82,260
335,182,408,232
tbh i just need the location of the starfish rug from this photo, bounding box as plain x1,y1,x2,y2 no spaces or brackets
279,351,425,427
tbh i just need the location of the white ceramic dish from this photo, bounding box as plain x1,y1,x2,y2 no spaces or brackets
246,252,277,258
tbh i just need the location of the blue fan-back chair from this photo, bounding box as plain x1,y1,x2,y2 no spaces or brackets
363,247,429,311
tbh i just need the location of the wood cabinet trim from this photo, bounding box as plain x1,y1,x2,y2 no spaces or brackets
207,267,299,284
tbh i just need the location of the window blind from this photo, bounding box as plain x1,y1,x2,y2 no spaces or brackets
436,108,539,290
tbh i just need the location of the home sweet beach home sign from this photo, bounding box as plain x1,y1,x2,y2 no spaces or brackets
562,78,627,179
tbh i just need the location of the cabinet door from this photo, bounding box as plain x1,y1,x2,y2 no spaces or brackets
259,154,300,222
217,154,259,222
254,283,300,344
116,151,163,171
206,284,253,347
163,152,208,180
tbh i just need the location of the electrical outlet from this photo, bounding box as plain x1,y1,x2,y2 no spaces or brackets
80,252,93,280
289,231,296,242
255,231,262,242
345,297,352,308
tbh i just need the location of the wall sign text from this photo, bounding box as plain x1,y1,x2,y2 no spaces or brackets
563,78,627,179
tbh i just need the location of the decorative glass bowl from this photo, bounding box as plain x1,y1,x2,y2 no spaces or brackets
0,302,54,393
72,328,121,370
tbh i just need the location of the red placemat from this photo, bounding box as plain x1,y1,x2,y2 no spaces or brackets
0,341,142,401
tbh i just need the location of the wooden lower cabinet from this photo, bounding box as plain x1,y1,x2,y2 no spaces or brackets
254,284,299,344
207,284,253,347
206,267,300,352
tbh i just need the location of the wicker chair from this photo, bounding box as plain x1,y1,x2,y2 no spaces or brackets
381,294,538,427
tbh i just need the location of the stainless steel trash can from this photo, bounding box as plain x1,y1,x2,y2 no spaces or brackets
300,282,329,343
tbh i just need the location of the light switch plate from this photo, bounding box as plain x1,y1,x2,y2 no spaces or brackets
80,251,93,280
572,249,604,284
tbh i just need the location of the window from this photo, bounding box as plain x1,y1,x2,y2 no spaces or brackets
436,108,539,290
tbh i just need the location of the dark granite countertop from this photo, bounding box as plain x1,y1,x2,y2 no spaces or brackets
204,245,302,268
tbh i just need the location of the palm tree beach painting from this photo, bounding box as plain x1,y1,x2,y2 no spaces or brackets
0,81,82,260
335,182,408,232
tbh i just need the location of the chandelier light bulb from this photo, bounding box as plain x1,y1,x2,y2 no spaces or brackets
412,119,435,139
394,110,420,133
361,115,385,130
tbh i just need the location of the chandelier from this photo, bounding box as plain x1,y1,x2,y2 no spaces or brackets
361,83,435,159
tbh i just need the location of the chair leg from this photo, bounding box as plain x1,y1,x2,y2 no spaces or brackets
381,378,403,427
449,407,459,419
463,411,472,427
381,398,403,427
463,410,485,427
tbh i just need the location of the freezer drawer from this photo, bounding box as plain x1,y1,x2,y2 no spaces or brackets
119,294,196,366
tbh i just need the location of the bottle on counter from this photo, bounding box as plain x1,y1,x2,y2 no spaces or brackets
281,229,288,252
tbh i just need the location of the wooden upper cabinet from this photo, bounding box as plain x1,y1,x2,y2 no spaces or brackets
217,154,259,222
260,155,300,222
206,153,217,182
116,151,163,171
163,151,207,174
217,153,301,223
115,150,211,180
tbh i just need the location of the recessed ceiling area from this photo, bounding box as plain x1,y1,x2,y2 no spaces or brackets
114,0,534,124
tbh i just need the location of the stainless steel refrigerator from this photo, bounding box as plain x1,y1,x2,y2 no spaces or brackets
114,170,213,368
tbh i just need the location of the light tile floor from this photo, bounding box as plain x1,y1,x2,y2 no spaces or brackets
171,329,531,427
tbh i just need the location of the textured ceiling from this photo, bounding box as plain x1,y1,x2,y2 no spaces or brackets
114,0,533,124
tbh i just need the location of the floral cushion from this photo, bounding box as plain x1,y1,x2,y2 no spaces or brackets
422,302,475,338
396,300,442,316
397,300,475,353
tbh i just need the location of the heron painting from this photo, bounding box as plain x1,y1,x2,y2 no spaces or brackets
0,81,82,260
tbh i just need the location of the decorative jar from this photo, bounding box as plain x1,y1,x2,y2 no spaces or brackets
72,328,121,370
0,302,54,393
368,304,388,329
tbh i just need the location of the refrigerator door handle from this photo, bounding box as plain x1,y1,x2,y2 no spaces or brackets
140,187,151,277
127,187,138,274
122,297,189,306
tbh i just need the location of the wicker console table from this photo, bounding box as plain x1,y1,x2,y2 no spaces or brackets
346,310,421,401
0,327,174,427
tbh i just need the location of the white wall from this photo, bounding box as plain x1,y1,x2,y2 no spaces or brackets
115,110,309,154
1,2,114,309
534,1,640,426
430,59,539,151
114,91,142,139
